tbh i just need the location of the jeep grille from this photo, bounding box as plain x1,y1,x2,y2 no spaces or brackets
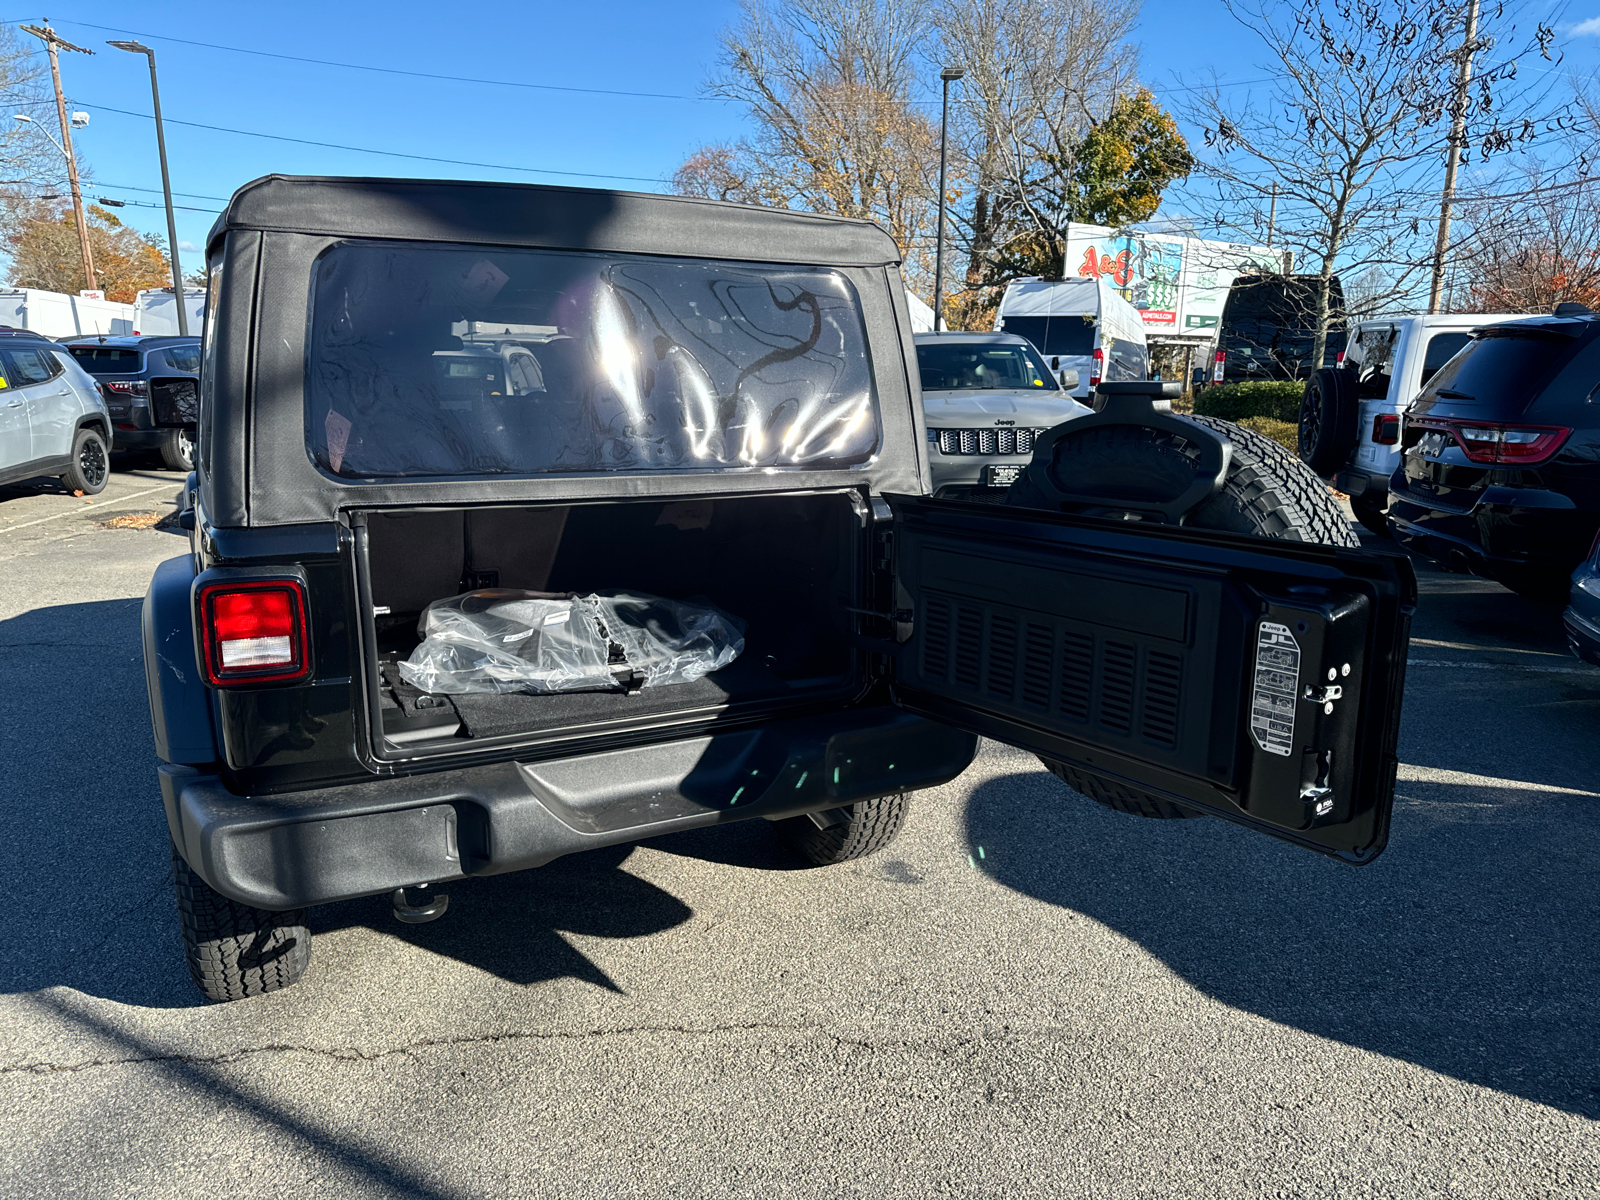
934,428,1043,456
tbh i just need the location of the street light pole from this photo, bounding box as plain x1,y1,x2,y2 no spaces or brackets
109,40,187,334
21,23,95,293
933,66,964,334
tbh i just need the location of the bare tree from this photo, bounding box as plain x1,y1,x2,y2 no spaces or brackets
677,0,939,287
1180,0,1562,368
1450,158,1600,314
935,0,1143,289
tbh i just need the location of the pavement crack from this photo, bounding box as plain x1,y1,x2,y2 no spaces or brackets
1,1020,881,1076
81,872,174,956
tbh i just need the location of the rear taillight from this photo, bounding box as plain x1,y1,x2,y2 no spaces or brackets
1335,350,1346,367
199,580,311,686
1090,347,1104,387
1372,413,1400,445
103,380,148,396
1412,419,1572,465
1212,349,1225,384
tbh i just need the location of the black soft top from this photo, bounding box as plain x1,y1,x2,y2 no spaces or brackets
208,175,902,267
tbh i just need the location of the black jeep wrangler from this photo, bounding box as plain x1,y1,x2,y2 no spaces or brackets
145,177,1414,1002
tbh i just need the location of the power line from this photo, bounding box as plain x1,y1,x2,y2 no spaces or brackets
76,100,672,185
48,18,722,104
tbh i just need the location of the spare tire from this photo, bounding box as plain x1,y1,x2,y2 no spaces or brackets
1006,412,1356,818
1298,367,1359,476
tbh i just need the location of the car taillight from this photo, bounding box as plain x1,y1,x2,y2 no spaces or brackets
1090,347,1104,387
103,380,148,396
1212,349,1225,384
1372,413,1400,445
198,580,311,686
1335,350,1346,367
1448,421,1571,465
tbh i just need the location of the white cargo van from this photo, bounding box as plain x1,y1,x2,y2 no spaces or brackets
133,288,206,336
993,276,1149,401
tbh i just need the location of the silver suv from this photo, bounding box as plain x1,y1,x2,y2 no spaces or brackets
0,330,112,494
915,331,1090,500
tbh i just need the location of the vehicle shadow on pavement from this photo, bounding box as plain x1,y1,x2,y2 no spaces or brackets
964,770,1600,1120
322,844,694,993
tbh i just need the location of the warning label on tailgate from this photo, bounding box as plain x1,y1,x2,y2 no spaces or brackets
1250,621,1300,757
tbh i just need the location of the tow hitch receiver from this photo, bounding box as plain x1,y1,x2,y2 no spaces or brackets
392,885,450,924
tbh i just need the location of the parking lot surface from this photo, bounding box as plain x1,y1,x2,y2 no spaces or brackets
0,468,1596,1198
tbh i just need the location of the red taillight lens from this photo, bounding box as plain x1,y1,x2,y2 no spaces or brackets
1372,413,1400,445
1090,347,1104,386
199,580,310,686
103,380,148,396
1212,349,1225,384
1448,422,1570,465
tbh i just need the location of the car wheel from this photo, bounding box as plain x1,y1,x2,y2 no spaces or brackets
172,842,311,1002
1297,368,1359,476
1351,494,1393,538
60,426,109,495
159,427,196,472
776,793,910,865
1007,413,1357,819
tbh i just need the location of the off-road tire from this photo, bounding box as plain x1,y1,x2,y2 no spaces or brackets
159,427,196,472
1039,757,1204,818
173,843,311,1002
777,792,911,866
1009,413,1356,819
60,426,109,495
1298,368,1359,476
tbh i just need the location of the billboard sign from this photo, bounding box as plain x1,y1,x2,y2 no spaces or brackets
1063,224,1279,339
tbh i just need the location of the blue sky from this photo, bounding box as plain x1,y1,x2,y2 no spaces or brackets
19,0,1600,264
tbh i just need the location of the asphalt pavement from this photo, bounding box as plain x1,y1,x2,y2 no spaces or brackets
0,465,1595,1198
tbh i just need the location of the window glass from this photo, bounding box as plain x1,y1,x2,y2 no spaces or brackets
68,346,142,374
1420,330,1579,409
916,341,1058,390
1106,337,1147,382
1356,328,1396,399
306,242,880,479
199,261,223,478
996,315,1096,357
1419,331,1471,385
3,346,58,385
165,344,202,373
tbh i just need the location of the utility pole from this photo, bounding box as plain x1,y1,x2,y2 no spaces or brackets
1428,0,1480,314
1266,183,1278,247
22,23,96,293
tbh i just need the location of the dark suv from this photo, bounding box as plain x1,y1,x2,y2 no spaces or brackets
1387,310,1600,600
145,176,1414,1002
64,334,201,471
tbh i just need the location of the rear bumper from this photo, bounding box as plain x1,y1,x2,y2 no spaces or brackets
1335,468,1388,502
162,707,979,910
1387,474,1599,578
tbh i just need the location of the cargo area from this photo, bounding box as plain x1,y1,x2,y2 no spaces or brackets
361,492,863,751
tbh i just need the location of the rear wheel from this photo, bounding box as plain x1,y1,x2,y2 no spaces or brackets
1351,494,1392,538
60,426,109,495
1298,368,1359,476
159,427,196,472
1009,413,1356,820
172,843,311,1002
776,793,910,865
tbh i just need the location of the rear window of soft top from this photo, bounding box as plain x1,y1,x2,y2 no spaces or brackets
69,346,141,373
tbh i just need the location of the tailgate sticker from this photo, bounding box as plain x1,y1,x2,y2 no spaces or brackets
1250,621,1300,757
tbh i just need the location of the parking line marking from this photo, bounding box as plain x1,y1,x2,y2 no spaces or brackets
0,484,175,534
1397,764,1600,798
1406,658,1593,675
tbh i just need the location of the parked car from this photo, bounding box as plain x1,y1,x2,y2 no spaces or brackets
915,331,1091,501
1564,537,1600,666
62,335,201,471
1298,312,1534,536
993,275,1149,401
145,176,1412,1003
1212,274,1347,386
1387,306,1600,600
0,328,112,494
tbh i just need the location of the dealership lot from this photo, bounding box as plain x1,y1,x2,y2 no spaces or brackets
0,467,1596,1198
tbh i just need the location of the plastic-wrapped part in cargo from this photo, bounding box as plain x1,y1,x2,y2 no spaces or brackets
591,593,748,688
397,589,745,696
